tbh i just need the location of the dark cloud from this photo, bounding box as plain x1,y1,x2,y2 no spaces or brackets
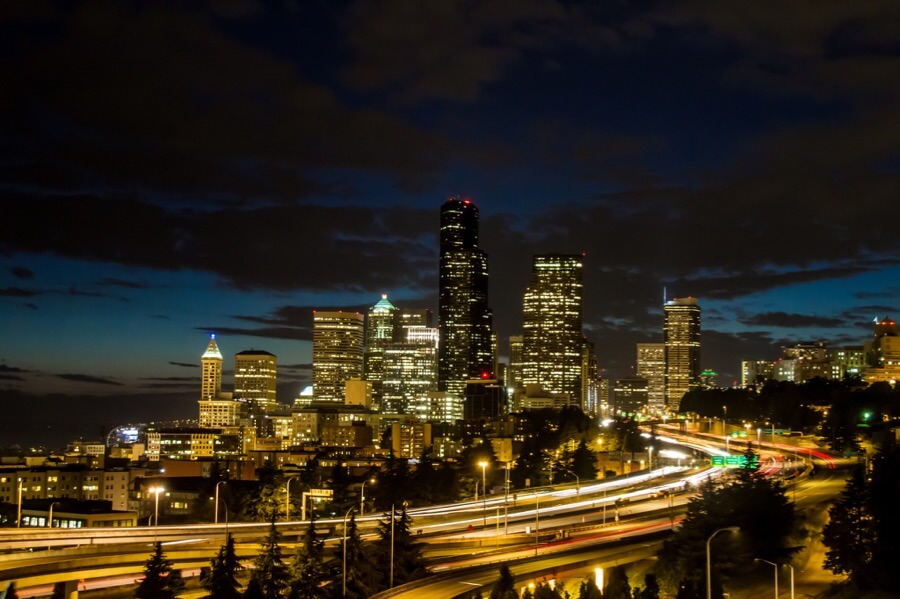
0,3,450,202
56,373,123,386
0,374,24,381
0,365,29,373
198,326,312,342
169,362,199,369
739,312,846,329
97,277,148,289
139,376,197,382
0,287,40,297
10,267,33,279
281,363,313,371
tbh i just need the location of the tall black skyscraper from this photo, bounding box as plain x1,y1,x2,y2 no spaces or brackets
438,196,494,398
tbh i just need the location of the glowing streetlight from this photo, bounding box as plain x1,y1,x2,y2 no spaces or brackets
214,481,226,525
360,477,376,516
478,460,488,526
148,486,165,541
285,476,300,521
47,501,61,528
706,527,739,599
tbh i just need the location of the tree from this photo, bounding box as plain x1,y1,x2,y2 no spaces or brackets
204,533,242,599
50,583,66,599
570,439,598,481
866,440,900,591
603,566,631,599
575,577,602,599
249,519,289,599
371,504,427,591
3,582,19,599
336,511,372,599
243,577,265,599
134,542,185,599
288,514,329,599
822,465,873,584
489,564,518,599
632,574,660,599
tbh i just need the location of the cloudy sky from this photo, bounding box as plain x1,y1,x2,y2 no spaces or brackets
2,1,898,446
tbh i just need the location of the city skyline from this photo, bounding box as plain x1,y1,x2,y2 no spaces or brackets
2,2,899,446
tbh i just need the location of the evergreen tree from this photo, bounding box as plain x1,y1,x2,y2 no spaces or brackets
243,577,265,599
632,574,661,599
134,542,185,599
531,581,567,599
866,441,900,591
204,533,242,599
3,582,18,599
288,514,329,599
822,465,873,584
575,577,602,599
570,439,598,481
50,582,66,599
335,512,372,599
249,519,289,599
603,566,631,599
371,504,427,591
489,564,518,599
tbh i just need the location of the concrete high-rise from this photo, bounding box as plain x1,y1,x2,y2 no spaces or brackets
438,196,494,398
313,311,365,403
637,343,666,413
234,350,277,413
382,325,439,414
201,334,223,400
521,254,584,404
663,297,701,410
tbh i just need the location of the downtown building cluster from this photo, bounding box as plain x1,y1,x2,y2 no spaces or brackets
741,316,900,387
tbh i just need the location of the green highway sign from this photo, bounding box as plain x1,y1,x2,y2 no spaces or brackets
711,455,759,468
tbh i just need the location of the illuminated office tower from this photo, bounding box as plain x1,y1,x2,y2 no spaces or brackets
521,254,584,404
507,335,524,390
313,311,365,403
637,343,666,413
201,334,223,400
438,196,494,398
364,294,398,405
663,297,701,410
382,325,439,414
234,350,278,413
581,340,599,414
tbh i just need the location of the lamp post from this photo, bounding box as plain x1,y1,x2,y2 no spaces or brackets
757,428,762,446
706,527,739,599
149,486,165,541
389,501,408,589
285,476,300,521
16,479,23,528
786,563,794,599
47,501,60,528
534,491,540,557
214,481,226,525
755,559,779,599
360,477,375,516
647,446,654,470
479,460,488,526
342,506,356,597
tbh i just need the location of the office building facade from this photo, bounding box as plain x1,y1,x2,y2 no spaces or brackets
313,311,365,403
663,297,701,410
438,196,494,398
234,350,277,413
521,254,584,404
637,343,666,413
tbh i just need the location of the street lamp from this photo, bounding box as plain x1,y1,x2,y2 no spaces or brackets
285,476,300,521
478,460,488,527
147,487,166,528
647,446,654,471
389,501,409,589
16,479,23,528
786,563,794,599
47,501,60,528
342,506,356,597
214,481,226,525
755,559,778,599
360,477,375,516
706,527,739,599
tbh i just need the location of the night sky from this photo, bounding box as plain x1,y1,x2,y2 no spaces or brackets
2,1,899,447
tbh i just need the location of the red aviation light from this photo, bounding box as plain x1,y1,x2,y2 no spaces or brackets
480,370,491,379
463,198,471,204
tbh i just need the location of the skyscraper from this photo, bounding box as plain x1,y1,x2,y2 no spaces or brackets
382,325,439,414
521,254,584,404
200,334,223,401
234,350,277,413
438,196,494,398
364,294,398,406
313,311,365,403
663,297,701,410
636,343,665,413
